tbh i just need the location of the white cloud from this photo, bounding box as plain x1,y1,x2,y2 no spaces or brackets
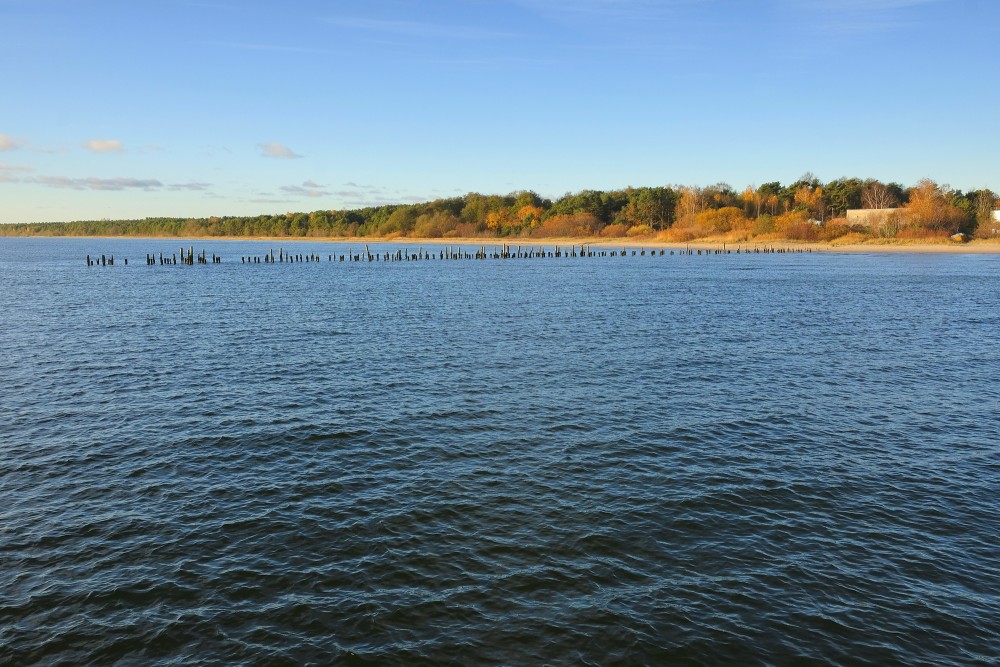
0,163,33,172
84,139,125,153
259,142,303,159
0,134,21,151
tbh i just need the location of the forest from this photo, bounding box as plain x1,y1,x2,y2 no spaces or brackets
3,176,998,243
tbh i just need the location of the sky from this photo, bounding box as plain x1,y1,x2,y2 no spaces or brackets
1,0,998,223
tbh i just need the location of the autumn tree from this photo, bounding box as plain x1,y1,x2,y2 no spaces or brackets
485,209,513,234
462,193,513,232
780,174,821,213
515,204,545,228
675,186,707,220
531,212,600,238
794,185,825,220
705,182,737,209
741,185,761,217
903,179,969,233
757,182,783,215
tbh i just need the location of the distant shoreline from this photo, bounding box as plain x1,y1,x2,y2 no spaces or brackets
7,234,1000,254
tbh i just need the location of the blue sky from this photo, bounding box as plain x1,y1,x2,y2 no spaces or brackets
1,0,998,223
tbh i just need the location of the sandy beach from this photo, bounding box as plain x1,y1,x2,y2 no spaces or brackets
25,234,1000,254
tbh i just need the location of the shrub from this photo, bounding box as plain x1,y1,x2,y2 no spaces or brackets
531,213,600,238
600,223,630,238
818,222,852,241
753,214,774,236
626,224,655,237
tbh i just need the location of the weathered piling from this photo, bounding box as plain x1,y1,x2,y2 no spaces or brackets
97,241,819,273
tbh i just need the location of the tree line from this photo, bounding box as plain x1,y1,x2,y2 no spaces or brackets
3,176,997,242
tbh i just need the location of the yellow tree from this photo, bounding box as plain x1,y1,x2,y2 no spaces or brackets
675,187,707,220
486,209,512,234
904,179,967,232
793,186,825,220
741,186,761,217
764,194,779,215
515,205,545,228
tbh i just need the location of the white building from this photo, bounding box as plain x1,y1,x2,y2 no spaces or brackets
985,210,1000,237
846,208,900,226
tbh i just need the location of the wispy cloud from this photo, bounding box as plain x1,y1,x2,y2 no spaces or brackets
511,0,700,22
280,181,331,198
0,168,209,193
248,197,294,204
334,181,389,201
809,0,939,8
331,181,429,208
784,0,942,33
168,182,212,191
0,134,22,151
0,163,31,184
31,144,69,154
259,142,303,159
209,41,334,54
84,139,125,153
34,176,162,191
336,194,429,208
324,17,520,40
187,2,247,10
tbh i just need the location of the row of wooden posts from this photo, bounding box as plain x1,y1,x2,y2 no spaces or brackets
89,244,815,266
86,254,125,266
241,244,814,263
142,247,221,266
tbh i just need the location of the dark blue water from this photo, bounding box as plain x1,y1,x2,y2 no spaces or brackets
2,237,998,665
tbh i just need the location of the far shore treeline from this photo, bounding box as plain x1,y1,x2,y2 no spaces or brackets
3,176,998,243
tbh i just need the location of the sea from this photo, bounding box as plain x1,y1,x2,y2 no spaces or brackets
1,237,998,665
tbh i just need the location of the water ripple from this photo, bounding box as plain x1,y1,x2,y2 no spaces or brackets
1,239,999,664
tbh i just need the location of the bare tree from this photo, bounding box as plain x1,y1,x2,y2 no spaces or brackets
974,189,998,237
861,182,898,209
974,189,995,221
